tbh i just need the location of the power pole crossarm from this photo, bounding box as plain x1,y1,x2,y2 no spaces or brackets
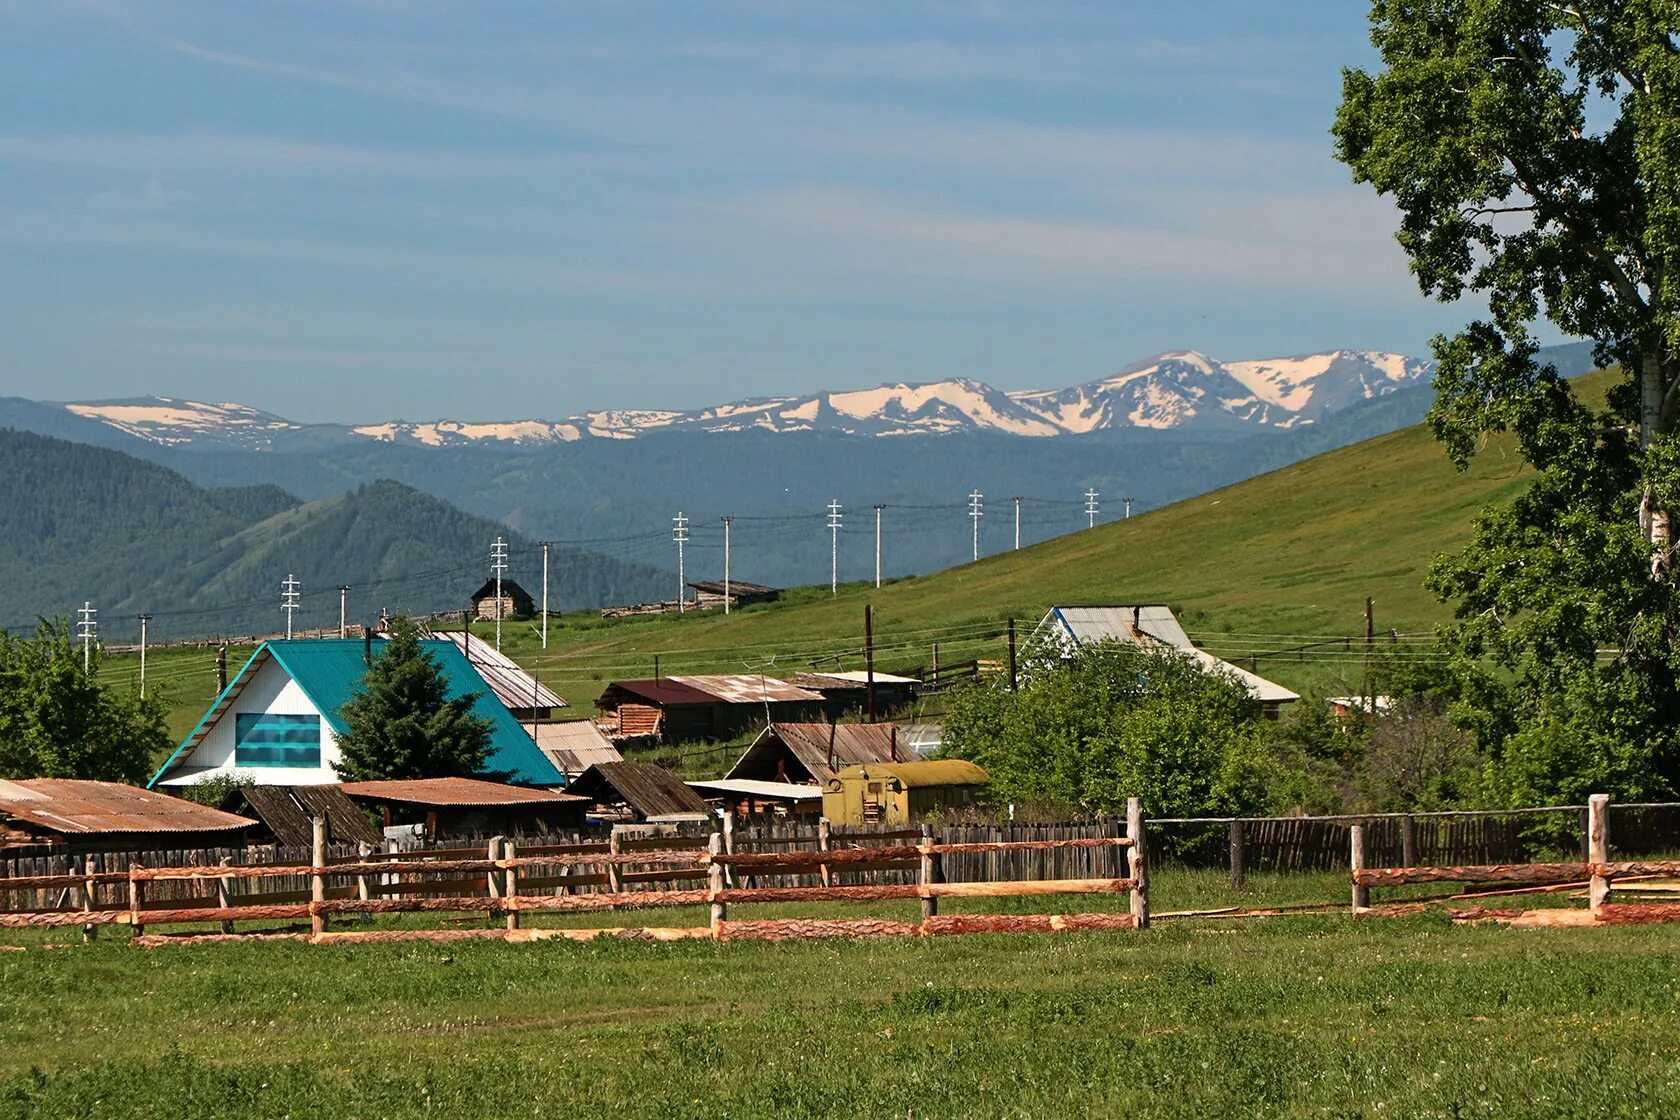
968,490,984,562
281,576,300,641
76,602,97,673
672,514,689,614
721,518,732,614
827,499,843,596
490,538,509,649
1084,489,1099,529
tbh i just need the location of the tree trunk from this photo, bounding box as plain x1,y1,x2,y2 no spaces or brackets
1641,355,1672,580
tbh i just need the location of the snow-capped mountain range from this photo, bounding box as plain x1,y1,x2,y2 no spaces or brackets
58,349,1432,449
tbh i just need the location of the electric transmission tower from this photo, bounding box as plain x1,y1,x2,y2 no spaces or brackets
827,499,843,595
281,575,300,640
76,601,97,672
1084,488,1100,529
672,513,689,614
968,490,984,561
490,537,508,649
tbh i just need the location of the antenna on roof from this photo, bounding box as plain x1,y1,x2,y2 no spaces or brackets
280,575,300,640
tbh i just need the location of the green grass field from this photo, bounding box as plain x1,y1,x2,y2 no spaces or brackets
2,876,1677,1119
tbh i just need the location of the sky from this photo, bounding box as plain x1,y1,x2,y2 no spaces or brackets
1,1,1498,421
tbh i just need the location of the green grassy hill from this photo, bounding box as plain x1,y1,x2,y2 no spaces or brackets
129,372,1599,743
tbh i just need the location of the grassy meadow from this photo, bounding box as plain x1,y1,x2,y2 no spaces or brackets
2,884,1677,1119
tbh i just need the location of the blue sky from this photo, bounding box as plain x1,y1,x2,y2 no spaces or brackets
2,1,1490,421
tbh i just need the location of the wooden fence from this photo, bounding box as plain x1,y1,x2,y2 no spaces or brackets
0,800,1150,948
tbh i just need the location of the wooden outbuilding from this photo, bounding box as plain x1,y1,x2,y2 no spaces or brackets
222,784,383,849
725,721,909,786
565,762,712,823
685,579,780,609
338,777,588,841
471,578,535,622
0,779,255,853
533,720,624,779
789,671,921,718
821,760,989,826
595,675,825,744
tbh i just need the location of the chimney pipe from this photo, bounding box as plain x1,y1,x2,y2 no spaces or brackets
363,628,372,666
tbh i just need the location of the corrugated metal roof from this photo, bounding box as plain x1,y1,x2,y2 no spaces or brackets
150,639,566,788
338,777,587,807
667,674,823,704
0,780,256,835
566,762,712,819
726,722,905,784
603,678,723,706
419,630,566,712
534,721,623,775
831,760,990,789
687,778,823,801
1037,605,1297,705
238,785,383,848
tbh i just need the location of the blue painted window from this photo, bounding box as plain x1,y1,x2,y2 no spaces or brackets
234,713,321,768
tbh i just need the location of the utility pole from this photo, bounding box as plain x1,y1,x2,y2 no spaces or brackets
1364,597,1376,722
1123,497,1134,519
968,490,984,561
672,513,689,614
136,613,150,697
1085,489,1099,529
827,499,843,595
864,603,876,723
490,537,509,649
337,586,350,639
281,575,300,640
721,517,732,615
539,541,551,648
1013,496,1022,550
74,603,97,673
872,504,884,589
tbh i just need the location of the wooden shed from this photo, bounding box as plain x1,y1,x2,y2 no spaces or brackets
0,779,255,853
338,777,588,841
566,762,711,823
788,672,921,718
821,760,989,827
725,721,908,786
533,721,623,779
596,675,825,744
223,785,383,849
685,579,780,609
470,578,535,622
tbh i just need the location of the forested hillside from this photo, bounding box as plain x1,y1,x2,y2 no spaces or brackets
0,429,671,638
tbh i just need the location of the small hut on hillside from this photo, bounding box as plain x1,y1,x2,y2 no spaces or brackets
471,579,535,622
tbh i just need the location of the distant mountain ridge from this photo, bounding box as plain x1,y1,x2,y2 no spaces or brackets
53,348,1435,449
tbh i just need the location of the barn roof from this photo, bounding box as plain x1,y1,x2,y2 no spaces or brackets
338,777,587,808
470,578,533,604
422,629,566,712
534,721,623,775
726,722,906,785
686,579,778,597
149,639,567,789
567,762,711,819
0,780,255,836
236,785,382,848
604,675,822,706
831,760,990,789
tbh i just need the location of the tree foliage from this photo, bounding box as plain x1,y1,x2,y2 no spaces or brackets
0,619,170,782
940,643,1274,819
1335,1,1680,801
333,618,495,782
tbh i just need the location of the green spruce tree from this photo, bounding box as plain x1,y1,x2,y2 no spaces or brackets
333,618,494,782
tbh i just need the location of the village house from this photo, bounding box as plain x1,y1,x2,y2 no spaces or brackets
685,579,781,610
147,638,567,791
1031,604,1299,716
215,784,383,850
565,762,712,823
470,578,535,622
0,779,256,852
595,674,825,743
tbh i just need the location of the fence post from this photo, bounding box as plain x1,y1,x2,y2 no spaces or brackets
486,836,504,925
504,839,519,933
127,864,144,939
817,817,832,889
608,827,624,894
1350,823,1368,914
1126,797,1149,930
1228,819,1245,889
355,841,373,924
1400,815,1418,868
310,816,327,939
1588,793,1611,916
919,822,938,926
217,857,235,935
708,832,726,938
82,856,98,943
721,810,736,890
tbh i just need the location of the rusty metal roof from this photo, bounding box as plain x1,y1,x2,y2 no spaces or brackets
726,722,907,785
667,674,823,704
0,779,257,835
338,777,587,807
421,629,566,712
566,762,712,819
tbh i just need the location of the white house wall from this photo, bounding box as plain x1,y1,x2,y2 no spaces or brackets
170,658,343,786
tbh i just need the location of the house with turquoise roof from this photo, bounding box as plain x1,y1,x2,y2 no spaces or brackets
148,639,566,790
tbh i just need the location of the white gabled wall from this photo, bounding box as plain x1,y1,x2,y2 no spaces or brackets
168,657,343,786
